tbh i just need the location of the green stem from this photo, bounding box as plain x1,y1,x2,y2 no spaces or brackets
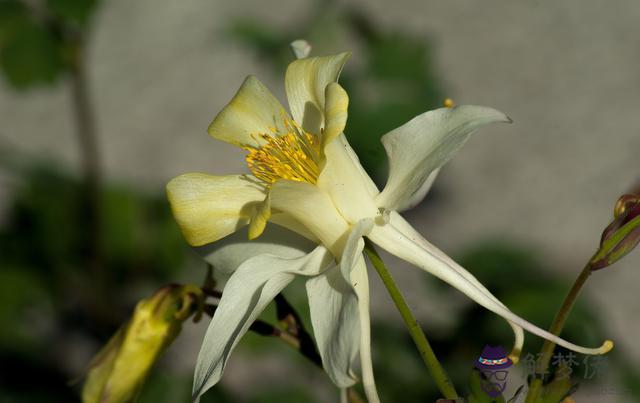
363,239,459,400
69,35,103,278
525,264,592,402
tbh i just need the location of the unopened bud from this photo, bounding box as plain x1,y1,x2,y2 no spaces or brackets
82,284,204,403
614,194,640,218
290,39,311,59
589,194,640,271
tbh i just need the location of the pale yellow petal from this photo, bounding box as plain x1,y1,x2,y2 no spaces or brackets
270,179,349,257
323,82,349,147
317,134,379,224
270,213,320,244
285,52,350,134
166,173,266,246
248,193,271,240
208,76,290,148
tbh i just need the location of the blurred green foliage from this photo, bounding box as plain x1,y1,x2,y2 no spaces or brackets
0,160,193,402
0,0,98,89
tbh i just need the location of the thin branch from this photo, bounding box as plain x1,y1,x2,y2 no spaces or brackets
202,302,322,368
524,264,592,402
69,33,103,278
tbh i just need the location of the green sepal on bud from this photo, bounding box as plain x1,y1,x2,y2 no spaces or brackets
589,194,640,271
538,361,576,403
81,284,204,403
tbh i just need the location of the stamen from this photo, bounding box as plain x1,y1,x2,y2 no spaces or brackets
443,98,455,108
244,119,322,185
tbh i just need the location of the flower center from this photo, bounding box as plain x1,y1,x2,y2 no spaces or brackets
244,120,322,185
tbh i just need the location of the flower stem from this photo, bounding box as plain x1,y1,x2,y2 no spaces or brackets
364,239,459,400
524,263,593,402
69,34,103,279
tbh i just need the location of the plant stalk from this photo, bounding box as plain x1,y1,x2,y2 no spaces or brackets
525,264,592,402
364,239,459,400
69,35,103,277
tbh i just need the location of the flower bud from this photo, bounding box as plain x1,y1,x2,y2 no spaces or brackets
82,284,204,403
589,194,640,271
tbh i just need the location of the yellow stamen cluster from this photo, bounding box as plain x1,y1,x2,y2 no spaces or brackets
244,120,321,185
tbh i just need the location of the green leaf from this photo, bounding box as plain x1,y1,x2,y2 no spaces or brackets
367,35,430,83
0,20,64,88
0,1,29,47
47,0,98,25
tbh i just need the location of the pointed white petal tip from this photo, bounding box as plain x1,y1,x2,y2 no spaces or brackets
453,105,512,124
441,105,512,126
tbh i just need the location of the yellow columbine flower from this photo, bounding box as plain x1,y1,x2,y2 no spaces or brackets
167,48,612,403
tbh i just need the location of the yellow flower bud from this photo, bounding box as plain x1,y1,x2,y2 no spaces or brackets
82,285,204,403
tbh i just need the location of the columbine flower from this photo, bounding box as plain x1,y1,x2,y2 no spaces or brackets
167,50,612,403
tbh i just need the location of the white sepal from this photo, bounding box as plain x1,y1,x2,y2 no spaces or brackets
306,264,359,388
339,219,380,403
368,222,612,356
192,246,333,401
376,105,510,211
199,224,315,275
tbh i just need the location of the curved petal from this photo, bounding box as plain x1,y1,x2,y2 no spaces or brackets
376,105,511,211
350,256,379,403
317,135,379,224
368,223,613,356
323,82,349,147
167,174,266,246
285,52,350,134
306,264,359,388
337,218,380,403
270,179,350,257
208,75,290,148
337,134,380,198
248,193,271,240
386,211,524,359
198,224,316,275
192,246,333,401
270,212,321,244
396,168,439,213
